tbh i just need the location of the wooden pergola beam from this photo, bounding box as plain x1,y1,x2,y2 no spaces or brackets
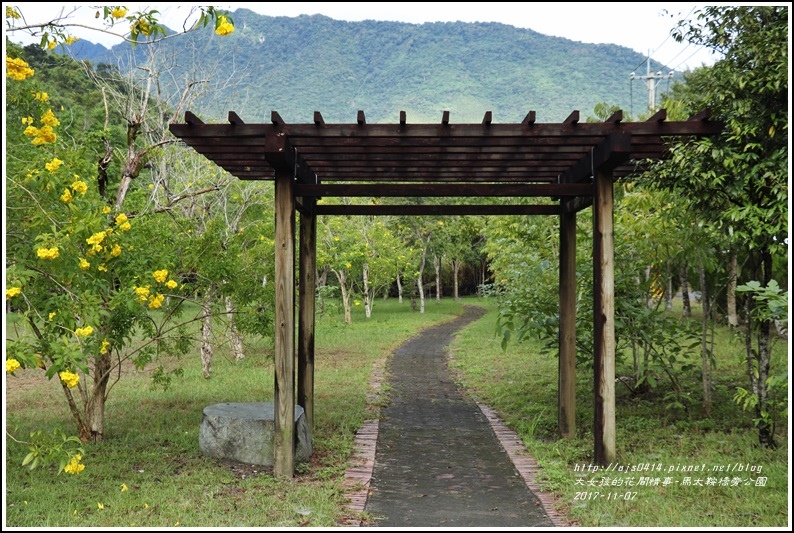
558,133,631,184
314,204,561,216
263,133,317,184
296,183,592,198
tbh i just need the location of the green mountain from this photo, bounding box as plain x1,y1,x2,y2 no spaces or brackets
64,8,674,124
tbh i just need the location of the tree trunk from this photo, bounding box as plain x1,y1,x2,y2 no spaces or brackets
434,254,442,302
397,272,403,304
755,251,775,447
201,291,214,378
225,296,245,361
452,259,461,300
679,262,691,317
335,269,352,324
317,265,328,314
418,246,427,314
727,250,739,327
81,350,112,442
696,249,712,417
363,264,373,318
665,264,674,311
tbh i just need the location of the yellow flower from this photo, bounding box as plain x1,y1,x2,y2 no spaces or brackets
102,206,111,214
121,483,128,492
41,109,60,127
148,293,165,309
134,286,150,301
97,502,104,510
34,91,48,102
6,287,21,300
354,300,361,306
61,188,73,203
21,116,33,125
111,244,122,257
46,40,56,51
65,35,79,45
45,157,64,172
6,358,21,374
23,125,39,138
165,280,178,289
131,18,152,36
345,262,352,269
152,269,168,283
100,340,111,355
115,213,128,225
6,6,21,19
86,231,107,246
71,180,88,195
75,326,94,338
119,221,131,231
32,125,56,145
64,455,85,474
36,247,60,260
79,258,91,270
215,16,234,36
59,370,80,388
97,264,108,272
110,7,127,19
6,56,34,80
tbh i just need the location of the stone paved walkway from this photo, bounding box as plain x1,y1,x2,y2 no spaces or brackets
342,306,566,527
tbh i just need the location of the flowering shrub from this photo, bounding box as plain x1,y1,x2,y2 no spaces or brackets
4,5,240,476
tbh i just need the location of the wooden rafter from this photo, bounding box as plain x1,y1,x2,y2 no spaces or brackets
170,108,722,207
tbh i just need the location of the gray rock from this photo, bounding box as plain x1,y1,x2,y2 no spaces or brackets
199,402,312,466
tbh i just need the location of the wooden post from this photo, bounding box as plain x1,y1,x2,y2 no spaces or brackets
593,168,616,465
298,199,317,430
274,171,295,477
558,207,576,438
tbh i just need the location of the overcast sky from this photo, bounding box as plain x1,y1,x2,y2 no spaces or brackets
5,2,730,71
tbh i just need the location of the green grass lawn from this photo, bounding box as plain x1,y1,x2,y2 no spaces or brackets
4,298,465,527
4,295,789,527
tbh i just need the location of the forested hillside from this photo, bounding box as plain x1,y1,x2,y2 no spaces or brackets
60,8,673,123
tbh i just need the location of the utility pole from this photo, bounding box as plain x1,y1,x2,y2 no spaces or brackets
630,50,674,111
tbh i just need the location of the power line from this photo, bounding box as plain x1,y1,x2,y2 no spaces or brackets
631,5,697,73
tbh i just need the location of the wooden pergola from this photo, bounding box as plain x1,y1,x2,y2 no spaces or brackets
169,108,722,477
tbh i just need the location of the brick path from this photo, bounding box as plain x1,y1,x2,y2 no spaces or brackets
341,306,568,527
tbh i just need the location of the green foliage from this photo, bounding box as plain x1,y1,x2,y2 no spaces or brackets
733,371,788,437
735,280,788,324
15,428,85,475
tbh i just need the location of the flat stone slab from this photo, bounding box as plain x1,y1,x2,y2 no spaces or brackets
199,402,312,466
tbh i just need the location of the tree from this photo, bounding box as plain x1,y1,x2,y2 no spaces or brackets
4,6,238,472
660,5,789,447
